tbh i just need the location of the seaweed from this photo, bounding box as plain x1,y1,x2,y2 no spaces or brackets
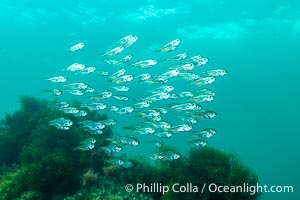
162,147,261,200
0,96,111,199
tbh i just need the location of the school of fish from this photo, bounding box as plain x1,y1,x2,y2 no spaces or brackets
44,35,227,169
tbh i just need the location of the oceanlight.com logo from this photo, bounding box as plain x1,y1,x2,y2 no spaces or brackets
124,183,294,195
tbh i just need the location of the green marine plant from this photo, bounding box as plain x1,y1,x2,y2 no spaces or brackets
162,147,261,200
0,96,51,166
0,96,113,199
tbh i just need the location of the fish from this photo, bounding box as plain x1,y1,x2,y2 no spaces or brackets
149,86,174,94
169,124,193,133
191,77,216,86
79,120,106,134
89,90,112,100
60,107,79,114
189,94,214,103
133,101,152,109
76,67,96,75
185,56,208,66
189,110,217,119
134,73,152,82
102,46,124,56
47,76,67,83
178,72,200,81
63,82,88,90
106,158,124,166
178,91,194,98
169,63,194,72
65,90,84,96
156,69,180,80
154,131,172,138
156,39,181,52
123,36,138,48
100,144,122,154
84,87,95,93
102,119,118,126
164,53,188,62
81,102,107,111
120,54,133,63
144,92,170,102
110,105,120,112
96,71,109,76
107,135,140,146
117,35,134,44
41,89,62,96
104,59,119,66
132,60,157,69
49,118,73,130
111,75,134,84
117,106,134,114
177,115,198,124
105,55,133,66
169,102,197,111
110,85,129,92
190,128,217,139
149,151,181,161
65,63,85,72
112,95,129,101
74,143,95,151
146,121,171,130
188,139,207,147
54,101,70,108
74,110,88,117
74,138,96,151
110,69,126,79
203,69,227,77
68,42,85,52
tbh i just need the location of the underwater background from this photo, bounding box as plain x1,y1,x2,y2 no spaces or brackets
0,0,299,199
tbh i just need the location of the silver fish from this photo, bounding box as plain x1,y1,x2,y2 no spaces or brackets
117,106,134,114
81,102,107,111
42,89,62,96
100,144,122,154
203,69,227,77
191,77,215,86
49,118,73,130
135,73,152,82
110,85,129,92
74,110,88,117
156,39,181,53
112,75,134,84
102,46,124,56
76,67,96,75
113,95,129,101
110,69,126,79
132,60,157,68
63,82,88,90
68,42,85,52
188,139,207,147
154,131,172,138
65,63,85,72
47,76,67,83
150,151,180,161
164,53,188,62
66,89,84,96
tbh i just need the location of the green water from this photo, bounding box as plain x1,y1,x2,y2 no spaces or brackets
0,0,299,199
